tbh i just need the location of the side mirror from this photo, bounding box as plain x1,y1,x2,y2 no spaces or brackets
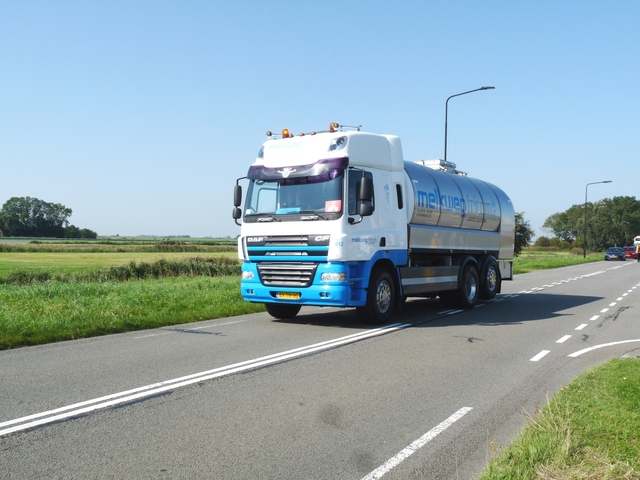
233,183,243,225
359,177,373,217
233,184,243,207
359,203,373,217
359,177,373,202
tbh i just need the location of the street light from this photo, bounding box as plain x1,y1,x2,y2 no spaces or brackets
583,180,612,258
444,86,495,162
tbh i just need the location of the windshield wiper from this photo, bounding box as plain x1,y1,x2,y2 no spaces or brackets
299,211,329,220
252,213,280,222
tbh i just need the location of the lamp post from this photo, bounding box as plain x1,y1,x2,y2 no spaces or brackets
444,86,495,162
583,180,612,258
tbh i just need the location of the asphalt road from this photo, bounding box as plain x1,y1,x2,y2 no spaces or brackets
2,260,640,479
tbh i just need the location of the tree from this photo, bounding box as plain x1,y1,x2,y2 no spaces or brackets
0,197,73,237
542,212,572,242
544,196,640,251
64,224,98,239
533,236,551,248
514,212,534,257
79,228,98,239
64,225,81,238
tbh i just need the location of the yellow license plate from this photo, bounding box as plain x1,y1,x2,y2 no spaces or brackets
277,292,301,299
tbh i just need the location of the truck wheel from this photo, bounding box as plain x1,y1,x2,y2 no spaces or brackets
479,259,500,300
356,268,395,325
265,304,301,319
455,264,479,309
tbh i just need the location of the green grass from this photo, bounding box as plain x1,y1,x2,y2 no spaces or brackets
514,249,603,274
480,359,640,479
0,276,264,349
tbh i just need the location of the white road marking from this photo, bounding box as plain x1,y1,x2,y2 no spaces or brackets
589,315,599,321
569,340,640,358
556,335,572,344
575,324,588,331
600,308,609,313
1,323,411,437
530,350,550,362
361,407,473,480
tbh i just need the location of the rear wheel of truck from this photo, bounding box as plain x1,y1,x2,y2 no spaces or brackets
479,259,500,300
356,268,395,325
455,264,479,309
265,304,301,319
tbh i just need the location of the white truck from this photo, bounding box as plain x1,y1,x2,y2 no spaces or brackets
232,123,515,324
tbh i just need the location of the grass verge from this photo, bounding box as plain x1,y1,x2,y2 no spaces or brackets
0,276,264,349
479,358,640,479
514,250,603,274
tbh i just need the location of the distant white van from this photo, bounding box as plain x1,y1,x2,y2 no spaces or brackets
635,236,640,245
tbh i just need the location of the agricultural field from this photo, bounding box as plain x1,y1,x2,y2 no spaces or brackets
0,237,237,275
0,250,238,277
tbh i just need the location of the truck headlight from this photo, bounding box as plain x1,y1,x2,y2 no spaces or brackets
321,272,346,282
242,271,255,280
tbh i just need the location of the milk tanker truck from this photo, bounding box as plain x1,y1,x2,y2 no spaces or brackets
232,123,515,325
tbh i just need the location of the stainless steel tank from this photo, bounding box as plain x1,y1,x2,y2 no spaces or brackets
404,161,514,257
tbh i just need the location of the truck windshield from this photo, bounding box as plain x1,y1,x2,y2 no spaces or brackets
243,158,347,220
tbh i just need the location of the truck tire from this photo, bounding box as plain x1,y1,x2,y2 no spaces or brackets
479,259,500,300
265,303,301,319
455,264,479,309
356,268,395,325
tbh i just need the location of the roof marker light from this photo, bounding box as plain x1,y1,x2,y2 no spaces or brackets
330,122,339,132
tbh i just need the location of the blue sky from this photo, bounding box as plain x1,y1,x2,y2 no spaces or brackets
1,1,638,238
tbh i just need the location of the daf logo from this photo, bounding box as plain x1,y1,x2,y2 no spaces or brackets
247,237,264,242
315,236,330,242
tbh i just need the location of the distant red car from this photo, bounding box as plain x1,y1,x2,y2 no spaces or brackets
624,246,637,259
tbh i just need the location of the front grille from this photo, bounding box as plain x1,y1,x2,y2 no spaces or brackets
257,262,318,287
246,234,330,261
264,236,310,246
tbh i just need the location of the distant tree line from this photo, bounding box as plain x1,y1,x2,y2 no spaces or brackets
539,196,640,250
0,197,97,239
